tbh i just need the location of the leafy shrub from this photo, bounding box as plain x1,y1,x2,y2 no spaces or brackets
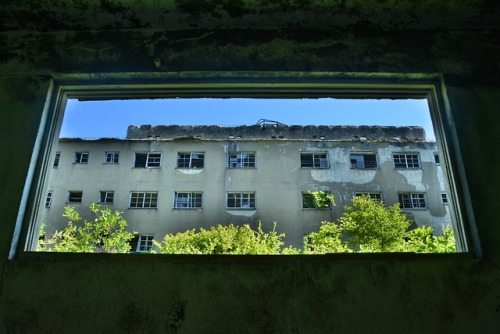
154,222,285,254
38,204,134,253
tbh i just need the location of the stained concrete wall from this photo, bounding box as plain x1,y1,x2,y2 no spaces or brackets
1,1,500,333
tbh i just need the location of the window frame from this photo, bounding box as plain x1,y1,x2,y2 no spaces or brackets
174,192,203,209
227,152,256,168
11,75,479,258
129,191,158,209
134,152,162,168
350,153,378,169
226,192,256,209
300,152,330,169
398,192,427,210
177,152,205,168
45,191,53,208
74,152,89,164
67,191,83,203
393,153,421,169
99,191,114,204
53,152,60,167
104,151,120,164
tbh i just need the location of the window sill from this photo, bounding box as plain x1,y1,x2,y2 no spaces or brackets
128,207,158,210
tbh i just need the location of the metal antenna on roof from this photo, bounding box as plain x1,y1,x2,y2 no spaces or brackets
256,119,287,127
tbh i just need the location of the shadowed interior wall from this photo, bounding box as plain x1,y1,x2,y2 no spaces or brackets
0,1,499,332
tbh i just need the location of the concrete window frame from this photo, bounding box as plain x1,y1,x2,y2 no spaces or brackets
393,152,421,169
9,72,481,258
398,192,427,210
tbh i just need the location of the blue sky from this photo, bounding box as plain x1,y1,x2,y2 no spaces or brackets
61,98,435,141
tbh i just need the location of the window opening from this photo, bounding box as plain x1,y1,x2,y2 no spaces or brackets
15,78,477,257
398,192,427,209
53,152,60,167
174,192,203,209
130,235,154,253
350,153,377,169
355,192,383,201
177,152,204,168
100,191,114,204
300,152,329,168
302,191,333,209
135,153,161,168
227,152,256,168
393,153,420,168
441,193,449,204
129,192,158,208
105,152,119,163
226,192,255,209
74,152,89,164
68,191,83,203
45,192,53,208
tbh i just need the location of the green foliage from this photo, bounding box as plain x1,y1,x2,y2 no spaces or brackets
154,222,285,254
339,196,411,252
398,226,457,253
38,204,134,253
302,196,457,253
304,222,350,254
302,191,335,209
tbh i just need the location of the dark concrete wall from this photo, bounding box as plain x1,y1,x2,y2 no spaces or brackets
1,1,500,333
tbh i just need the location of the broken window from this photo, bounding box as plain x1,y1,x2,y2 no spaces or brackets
226,192,255,209
350,153,378,169
134,153,161,168
105,152,119,164
129,192,158,208
177,152,204,168
302,191,333,209
227,152,255,168
393,153,420,168
99,191,114,204
355,192,383,201
68,191,83,203
174,192,203,208
398,192,426,209
300,152,329,168
74,152,89,164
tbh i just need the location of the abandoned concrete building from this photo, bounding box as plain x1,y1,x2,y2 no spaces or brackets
37,124,452,250
2,0,499,333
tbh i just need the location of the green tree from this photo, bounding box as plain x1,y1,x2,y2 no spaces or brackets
154,222,286,254
398,225,456,253
38,204,134,253
339,196,412,252
304,221,350,254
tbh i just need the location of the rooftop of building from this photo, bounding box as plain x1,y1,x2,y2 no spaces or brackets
60,124,427,143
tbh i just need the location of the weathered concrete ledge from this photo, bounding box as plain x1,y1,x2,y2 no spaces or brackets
125,124,426,142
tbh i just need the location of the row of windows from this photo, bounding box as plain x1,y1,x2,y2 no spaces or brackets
46,190,448,210
55,151,431,169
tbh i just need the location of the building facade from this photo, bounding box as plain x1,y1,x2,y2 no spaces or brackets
36,124,453,250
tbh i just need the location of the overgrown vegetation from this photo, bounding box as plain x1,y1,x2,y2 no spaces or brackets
38,204,134,253
302,191,335,209
154,222,289,254
40,197,456,254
